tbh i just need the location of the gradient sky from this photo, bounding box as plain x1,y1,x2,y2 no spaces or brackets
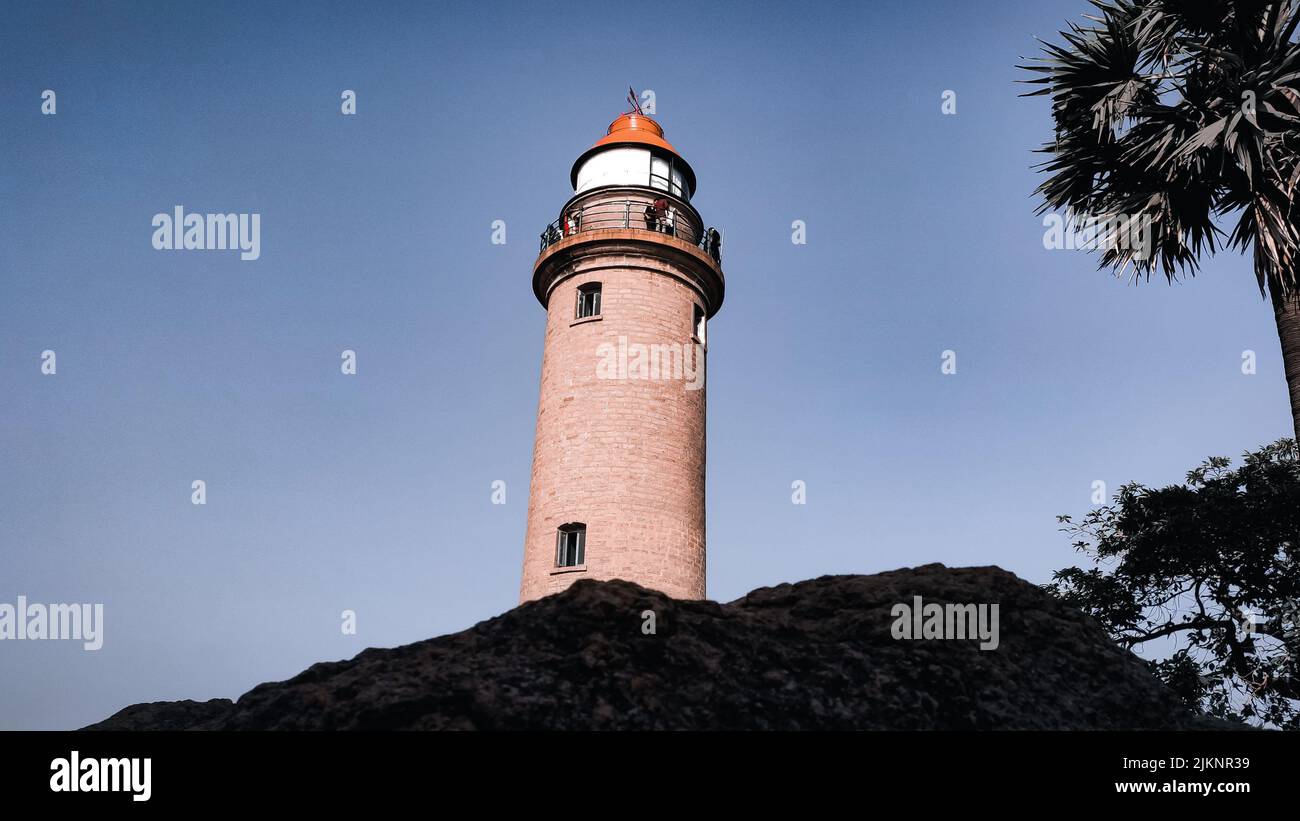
0,0,1290,730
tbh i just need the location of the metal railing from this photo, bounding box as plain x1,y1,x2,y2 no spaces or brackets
539,199,722,264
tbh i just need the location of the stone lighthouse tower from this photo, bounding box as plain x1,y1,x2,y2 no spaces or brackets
519,105,725,603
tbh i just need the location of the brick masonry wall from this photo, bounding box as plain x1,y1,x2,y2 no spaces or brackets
519,249,711,602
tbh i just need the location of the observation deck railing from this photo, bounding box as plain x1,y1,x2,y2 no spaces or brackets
539,198,722,264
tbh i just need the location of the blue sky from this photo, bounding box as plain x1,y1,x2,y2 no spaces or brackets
0,0,1289,729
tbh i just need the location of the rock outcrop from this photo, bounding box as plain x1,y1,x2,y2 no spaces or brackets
84,564,1224,730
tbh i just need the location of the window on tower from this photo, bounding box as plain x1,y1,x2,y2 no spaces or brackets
556,523,586,567
576,283,601,319
693,304,706,345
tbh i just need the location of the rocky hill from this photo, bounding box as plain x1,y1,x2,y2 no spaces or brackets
84,564,1226,730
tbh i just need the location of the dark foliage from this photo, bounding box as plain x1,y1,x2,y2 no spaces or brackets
1023,0,1300,297
1049,439,1300,728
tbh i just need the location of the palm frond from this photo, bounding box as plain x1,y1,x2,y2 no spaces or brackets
1025,0,1300,297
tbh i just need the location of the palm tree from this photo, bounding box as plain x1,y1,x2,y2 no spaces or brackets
1024,0,1300,439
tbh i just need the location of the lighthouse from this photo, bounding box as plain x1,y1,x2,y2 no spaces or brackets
519,103,725,603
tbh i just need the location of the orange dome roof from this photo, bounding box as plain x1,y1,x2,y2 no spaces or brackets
570,112,697,195
591,113,678,153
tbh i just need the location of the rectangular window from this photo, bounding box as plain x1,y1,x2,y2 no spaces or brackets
576,283,601,319
650,155,670,192
693,304,706,345
556,524,586,567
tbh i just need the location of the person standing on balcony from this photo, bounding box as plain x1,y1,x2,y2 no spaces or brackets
643,202,658,232
652,198,668,235
565,206,582,236
704,227,722,262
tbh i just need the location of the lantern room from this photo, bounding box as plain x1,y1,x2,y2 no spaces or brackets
570,113,697,201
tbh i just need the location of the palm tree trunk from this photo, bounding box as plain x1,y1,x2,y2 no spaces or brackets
1271,287,1300,442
